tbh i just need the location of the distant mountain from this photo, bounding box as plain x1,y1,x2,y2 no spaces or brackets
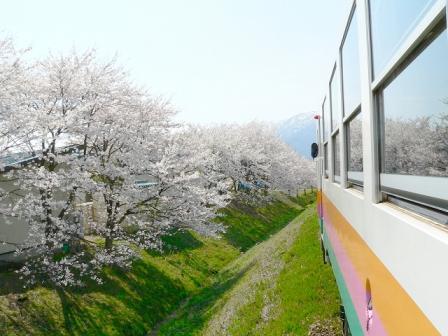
277,113,317,158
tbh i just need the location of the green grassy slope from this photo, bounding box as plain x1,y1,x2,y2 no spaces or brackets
0,194,303,336
218,199,302,251
159,202,341,336
258,207,341,335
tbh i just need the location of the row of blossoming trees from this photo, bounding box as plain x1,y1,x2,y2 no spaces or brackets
0,39,314,287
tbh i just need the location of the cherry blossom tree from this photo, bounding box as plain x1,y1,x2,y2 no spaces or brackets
384,113,448,177
0,37,30,163
1,49,232,286
189,122,315,201
75,97,229,267
1,51,121,286
0,37,315,287
433,109,448,175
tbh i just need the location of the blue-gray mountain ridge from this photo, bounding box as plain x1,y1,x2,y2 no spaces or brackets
277,112,316,159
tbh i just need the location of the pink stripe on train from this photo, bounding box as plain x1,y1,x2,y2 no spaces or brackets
323,206,388,335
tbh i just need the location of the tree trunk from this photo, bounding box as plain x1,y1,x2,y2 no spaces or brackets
105,198,115,251
41,188,55,249
105,235,113,251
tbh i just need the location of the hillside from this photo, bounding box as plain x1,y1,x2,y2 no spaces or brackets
0,194,305,336
158,203,341,335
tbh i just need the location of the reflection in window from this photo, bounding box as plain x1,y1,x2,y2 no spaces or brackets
333,132,340,180
347,111,363,184
323,98,330,142
341,8,361,116
330,68,341,131
381,28,448,177
324,143,329,177
370,0,436,78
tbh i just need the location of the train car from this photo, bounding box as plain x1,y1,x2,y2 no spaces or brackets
313,0,448,335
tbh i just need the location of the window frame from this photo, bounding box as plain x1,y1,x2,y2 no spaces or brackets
345,108,364,187
333,131,341,183
368,0,440,81
319,0,448,221
340,3,361,119
324,142,329,179
370,0,447,91
381,175,448,211
388,195,448,225
321,95,331,180
322,96,331,143
329,64,341,134
372,5,448,214
340,2,363,190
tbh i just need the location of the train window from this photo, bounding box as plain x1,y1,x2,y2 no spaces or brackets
379,24,448,212
369,0,437,78
330,67,341,131
324,143,329,178
323,97,331,142
347,110,363,186
341,7,361,117
333,132,341,183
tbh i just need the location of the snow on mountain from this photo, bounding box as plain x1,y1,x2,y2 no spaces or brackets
277,112,317,158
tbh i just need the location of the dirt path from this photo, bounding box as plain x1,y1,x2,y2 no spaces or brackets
149,297,191,336
202,206,313,335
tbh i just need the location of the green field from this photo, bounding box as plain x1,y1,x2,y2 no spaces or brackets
0,191,341,336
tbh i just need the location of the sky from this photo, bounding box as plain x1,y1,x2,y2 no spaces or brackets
0,0,352,124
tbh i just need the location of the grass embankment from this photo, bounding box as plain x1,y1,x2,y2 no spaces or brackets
159,200,341,336
0,193,303,336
